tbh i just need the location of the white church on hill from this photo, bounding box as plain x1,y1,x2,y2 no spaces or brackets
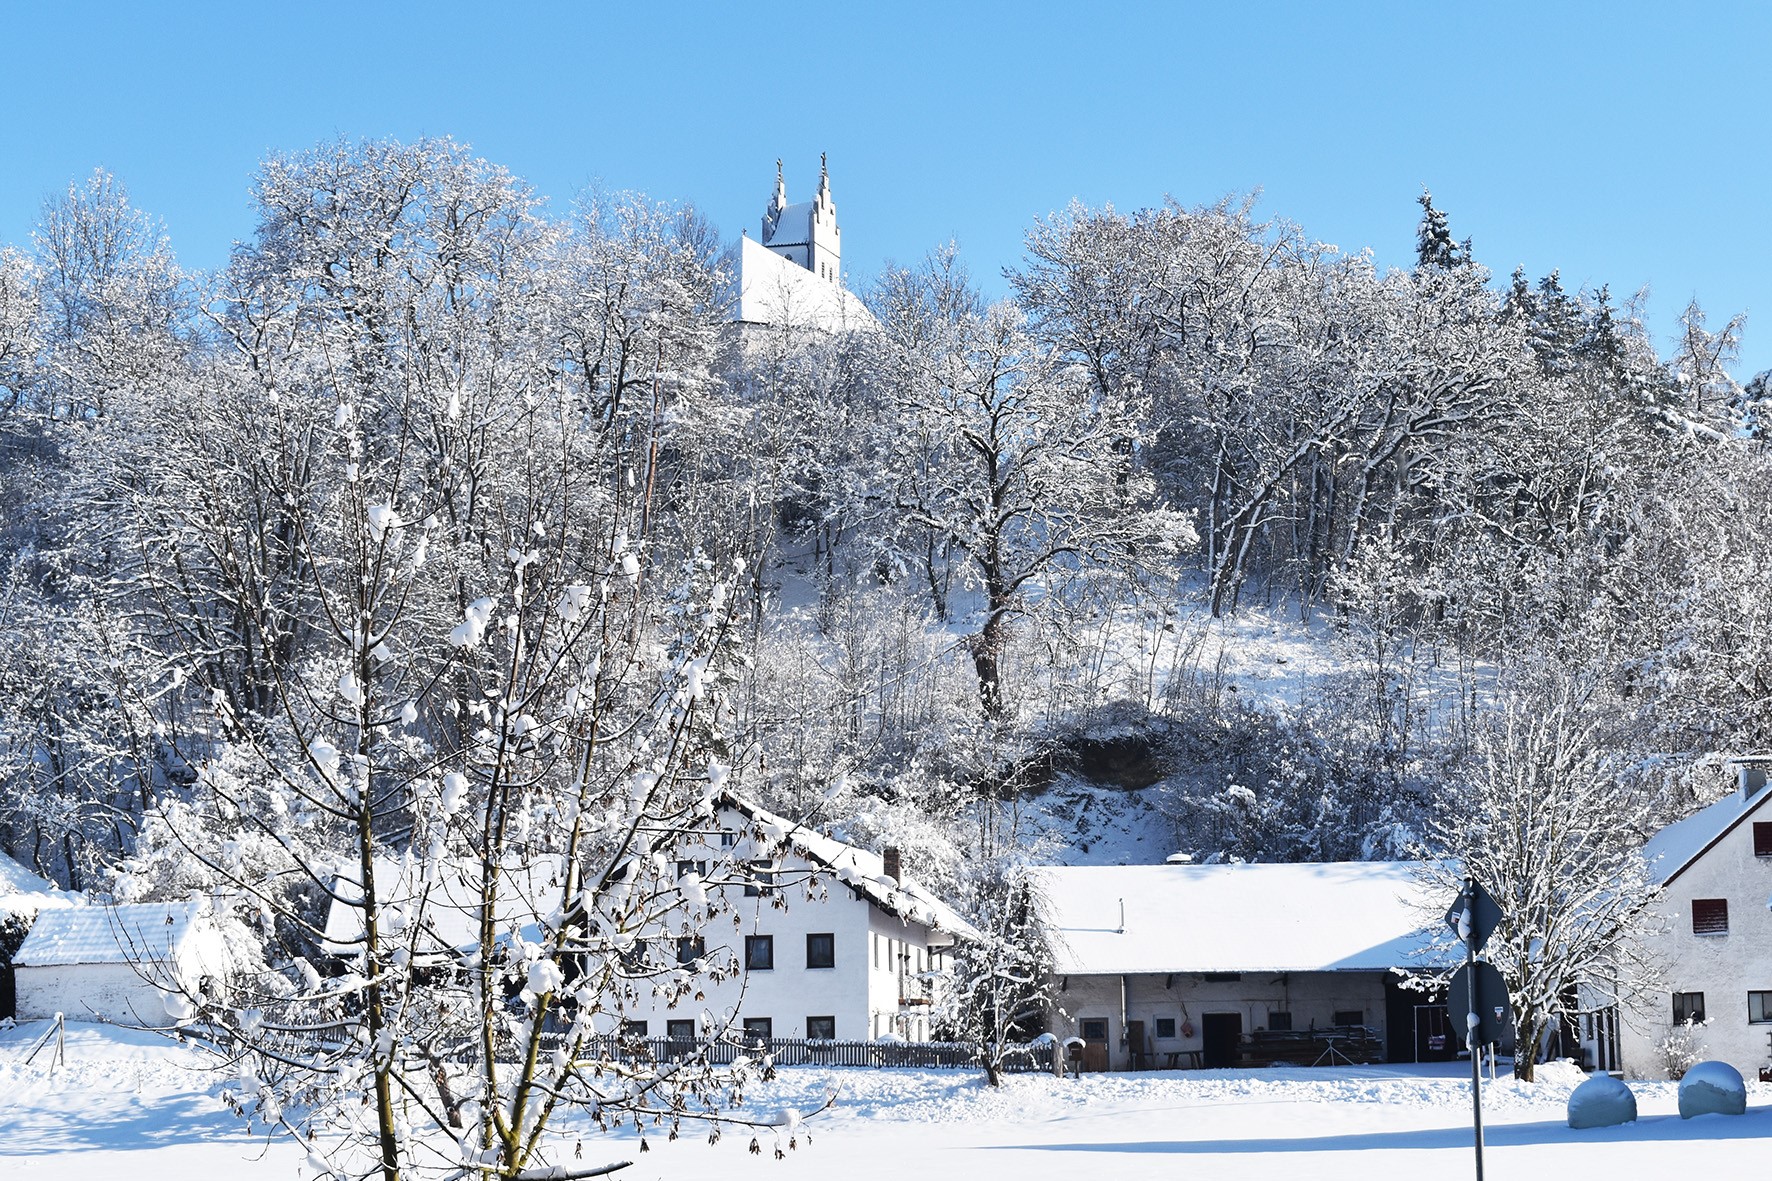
733,155,877,333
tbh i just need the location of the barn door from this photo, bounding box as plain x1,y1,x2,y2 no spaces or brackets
1201,1012,1241,1069
1125,1020,1148,1070
1079,1018,1110,1072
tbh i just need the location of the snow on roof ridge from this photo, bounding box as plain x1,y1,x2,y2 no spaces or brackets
1642,781,1772,886
720,792,978,940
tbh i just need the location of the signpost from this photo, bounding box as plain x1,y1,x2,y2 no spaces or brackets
1445,877,1504,1181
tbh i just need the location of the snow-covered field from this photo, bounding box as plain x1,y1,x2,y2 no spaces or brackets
6,1021,1769,1180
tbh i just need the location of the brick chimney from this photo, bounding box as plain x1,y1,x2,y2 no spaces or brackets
881,846,902,884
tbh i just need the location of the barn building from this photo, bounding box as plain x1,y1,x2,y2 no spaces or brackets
1033,861,1456,1071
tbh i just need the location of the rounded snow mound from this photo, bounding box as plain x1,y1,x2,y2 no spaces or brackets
1567,1072,1636,1128
1678,1060,1746,1118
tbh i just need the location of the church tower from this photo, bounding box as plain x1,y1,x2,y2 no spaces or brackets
761,154,842,284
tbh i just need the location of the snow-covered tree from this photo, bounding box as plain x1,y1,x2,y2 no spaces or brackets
1422,664,1663,1081
943,863,1056,1087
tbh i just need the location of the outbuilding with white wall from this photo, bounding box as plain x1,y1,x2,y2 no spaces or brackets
13,900,235,1026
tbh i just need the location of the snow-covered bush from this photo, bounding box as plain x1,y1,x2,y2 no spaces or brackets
1657,1019,1708,1081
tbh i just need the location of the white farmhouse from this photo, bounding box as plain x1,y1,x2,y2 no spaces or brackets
1033,861,1453,1071
619,795,976,1044
13,900,236,1026
319,795,975,1046
1590,764,1772,1079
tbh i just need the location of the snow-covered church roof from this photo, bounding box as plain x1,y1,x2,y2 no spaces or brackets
1033,861,1450,976
732,235,877,333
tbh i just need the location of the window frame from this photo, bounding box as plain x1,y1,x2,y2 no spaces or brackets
1692,898,1730,936
620,1019,648,1039
666,1018,697,1042
806,1015,836,1040
1673,991,1706,1025
1333,1009,1365,1028
1079,1017,1110,1042
1750,991,1772,1024
806,932,835,970
1153,1017,1177,1040
1266,1010,1294,1032
742,1016,773,1044
676,935,706,966
1755,823,1772,858
744,934,775,971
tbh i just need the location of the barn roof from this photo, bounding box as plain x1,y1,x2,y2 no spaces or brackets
13,901,207,968
1032,861,1450,976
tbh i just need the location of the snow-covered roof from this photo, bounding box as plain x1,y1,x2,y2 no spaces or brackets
732,236,877,333
723,794,979,942
1032,861,1450,976
0,851,67,916
762,201,816,247
322,856,567,957
1642,784,1772,887
14,901,207,968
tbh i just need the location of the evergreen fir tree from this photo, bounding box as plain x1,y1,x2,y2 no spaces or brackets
1415,189,1468,269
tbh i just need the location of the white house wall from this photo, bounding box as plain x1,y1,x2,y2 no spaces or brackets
619,824,949,1042
16,962,176,1026
1052,972,1391,1071
1616,795,1772,1079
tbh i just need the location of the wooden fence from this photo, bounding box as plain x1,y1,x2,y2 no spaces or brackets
570,1034,1056,1073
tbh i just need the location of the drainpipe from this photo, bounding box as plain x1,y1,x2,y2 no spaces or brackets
1119,974,1129,1068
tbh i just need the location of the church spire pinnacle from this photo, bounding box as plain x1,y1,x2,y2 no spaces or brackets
771,158,787,213
818,151,830,200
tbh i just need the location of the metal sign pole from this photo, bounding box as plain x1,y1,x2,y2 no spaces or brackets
1463,876,1486,1181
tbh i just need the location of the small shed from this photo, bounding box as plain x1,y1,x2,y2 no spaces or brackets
13,900,233,1026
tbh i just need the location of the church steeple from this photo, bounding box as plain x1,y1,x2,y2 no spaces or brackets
760,154,841,284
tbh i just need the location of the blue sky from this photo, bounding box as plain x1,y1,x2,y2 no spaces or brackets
2,1,1767,373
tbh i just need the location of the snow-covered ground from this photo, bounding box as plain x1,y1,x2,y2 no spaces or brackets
7,1021,1770,1180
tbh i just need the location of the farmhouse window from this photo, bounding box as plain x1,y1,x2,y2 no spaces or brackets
1080,1018,1109,1042
1201,972,1242,982
745,935,775,971
1750,992,1772,1024
1673,991,1706,1025
742,1016,773,1044
806,932,835,969
667,1019,696,1042
1154,1017,1177,1039
621,1020,647,1038
676,935,705,965
1692,898,1729,935
744,861,776,897
1756,823,1772,857
1334,1010,1364,1028
807,1015,836,1040
1267,1011,1294,1032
